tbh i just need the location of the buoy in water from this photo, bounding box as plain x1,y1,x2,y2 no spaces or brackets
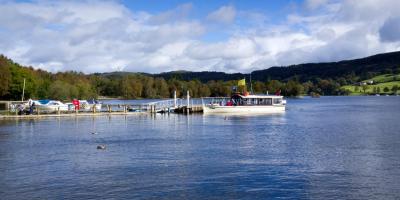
91,132,98,135
97,145,106,150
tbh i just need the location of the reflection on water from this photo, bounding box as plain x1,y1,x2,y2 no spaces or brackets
0,96,400,199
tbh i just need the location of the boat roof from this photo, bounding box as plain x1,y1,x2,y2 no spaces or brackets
202,95,283,99
233,94,283,99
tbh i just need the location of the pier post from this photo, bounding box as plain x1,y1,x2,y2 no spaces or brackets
186,90,190,114
93,105,96,113
37,107,40,115
57,107,60,115
174,90,177,108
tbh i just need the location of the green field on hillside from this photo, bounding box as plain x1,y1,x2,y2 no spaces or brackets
365,74,400,83
342,81,400,95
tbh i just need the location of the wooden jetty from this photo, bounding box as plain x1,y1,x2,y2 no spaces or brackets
0,91,204,119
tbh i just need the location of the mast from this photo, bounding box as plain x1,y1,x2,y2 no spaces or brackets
250,72,254,94
21,78,26,102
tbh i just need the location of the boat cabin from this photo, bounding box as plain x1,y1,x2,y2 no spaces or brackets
230,94,284,106
203,94,285,107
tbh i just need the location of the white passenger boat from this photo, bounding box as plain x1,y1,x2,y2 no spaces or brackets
36,100,69,112
202,94,286,114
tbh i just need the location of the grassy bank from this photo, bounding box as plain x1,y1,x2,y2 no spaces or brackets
342,80,400,95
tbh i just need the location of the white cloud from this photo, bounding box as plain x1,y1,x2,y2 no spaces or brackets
149,3,193,24
1,0,400,73
304,0,329,10
206,5,236,24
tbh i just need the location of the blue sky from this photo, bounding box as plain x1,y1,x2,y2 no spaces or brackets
1,0,400,73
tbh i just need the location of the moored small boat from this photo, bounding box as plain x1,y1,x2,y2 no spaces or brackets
36,100,69,112
79,100,102,111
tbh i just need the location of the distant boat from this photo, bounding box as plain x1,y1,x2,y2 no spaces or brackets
202,94,286,114
310,92,320,98
375,94,380,96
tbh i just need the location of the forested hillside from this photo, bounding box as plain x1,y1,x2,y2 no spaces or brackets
156,51,400,82
1,51,400,101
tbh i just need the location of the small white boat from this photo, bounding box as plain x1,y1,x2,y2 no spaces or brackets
36,100,69,112
202,94,286,114
79,100,102,110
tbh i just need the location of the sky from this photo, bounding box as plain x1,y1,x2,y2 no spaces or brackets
1,0,400,73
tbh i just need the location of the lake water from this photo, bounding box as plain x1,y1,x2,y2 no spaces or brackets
0,96,399,199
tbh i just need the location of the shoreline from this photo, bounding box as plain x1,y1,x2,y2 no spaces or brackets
0,112,147,120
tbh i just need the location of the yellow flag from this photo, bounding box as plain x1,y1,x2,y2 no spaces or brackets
238,78,246,86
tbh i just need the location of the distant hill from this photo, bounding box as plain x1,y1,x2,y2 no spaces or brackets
251,51,400,82
152,51,400,82
154,71,245,82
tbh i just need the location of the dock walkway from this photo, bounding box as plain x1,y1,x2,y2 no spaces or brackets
0,93,204,119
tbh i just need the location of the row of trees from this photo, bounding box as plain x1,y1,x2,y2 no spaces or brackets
352,85,399,94
0,55,387,101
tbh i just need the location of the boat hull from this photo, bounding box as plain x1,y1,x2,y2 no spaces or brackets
203,105,285,114
37,105,69,112
80,104,102,111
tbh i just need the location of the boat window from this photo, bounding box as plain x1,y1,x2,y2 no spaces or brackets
273,98,282,104
231,95,243,106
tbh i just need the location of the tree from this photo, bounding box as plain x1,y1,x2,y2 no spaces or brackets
283,80,304,97
317,79,340,95
354,86,359,93
198,84,211,97
362,85,369,93
49,81,70,100
266,80,282,94
391,85,399,94
143,77,156,98
302,81,314,95
0,57,12,97
253,81,265,94
154,78,169,98
383,87,390,93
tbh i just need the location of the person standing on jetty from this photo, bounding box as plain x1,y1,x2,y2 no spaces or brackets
28,99,35,115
